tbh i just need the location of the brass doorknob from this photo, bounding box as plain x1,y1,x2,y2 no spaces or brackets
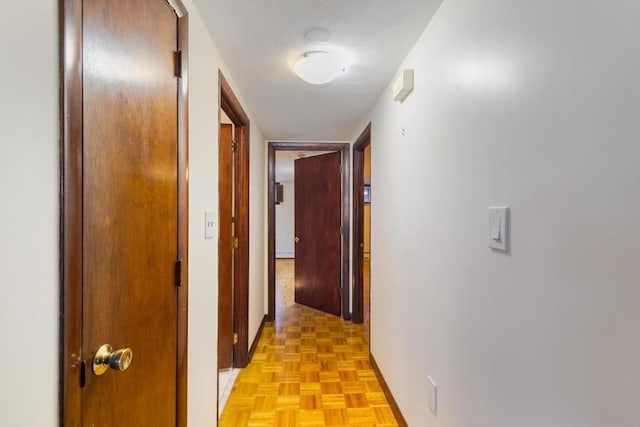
93,344,133,376
294,236,300,243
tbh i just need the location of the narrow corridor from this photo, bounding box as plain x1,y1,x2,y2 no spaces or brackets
219,260,398,426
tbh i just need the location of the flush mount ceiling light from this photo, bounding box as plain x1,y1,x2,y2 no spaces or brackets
293,28,354,85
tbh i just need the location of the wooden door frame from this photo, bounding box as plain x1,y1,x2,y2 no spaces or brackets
59,1,189,425
217,123,234,370
218,72,251,368
267,142,351,321
351,124,371,324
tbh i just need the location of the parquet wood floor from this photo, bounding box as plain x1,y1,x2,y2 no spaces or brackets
219,260,397,426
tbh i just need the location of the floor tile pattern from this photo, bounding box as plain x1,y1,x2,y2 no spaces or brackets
219,302,398,426
276,258,295,309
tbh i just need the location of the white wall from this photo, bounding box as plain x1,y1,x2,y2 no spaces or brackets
185,1,266,424
276,181,295,258
248,107,267,356
0,1,58,425
367,1,640,426
184,2,219,423
0,2,266,426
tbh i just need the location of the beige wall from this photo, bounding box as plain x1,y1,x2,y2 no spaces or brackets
0,2,266,426
0,1,59,425
275,181,296,258
365,1,640,425
184,1,266,423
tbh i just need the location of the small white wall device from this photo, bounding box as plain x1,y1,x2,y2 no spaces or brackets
488,206,509,251
393,69,414,102
204,211,216,239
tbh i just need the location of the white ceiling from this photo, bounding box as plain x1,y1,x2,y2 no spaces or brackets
193,0,442,141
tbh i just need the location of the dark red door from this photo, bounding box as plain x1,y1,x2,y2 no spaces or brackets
294,151,342,316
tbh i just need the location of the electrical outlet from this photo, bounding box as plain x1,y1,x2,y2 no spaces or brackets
427,376,437,416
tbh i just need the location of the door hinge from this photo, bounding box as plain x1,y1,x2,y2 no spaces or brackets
233,236,239,249
174,50,183,78
79,360,86,388
339,164,343,174
174,259,183,287
233,333,238,345
232,140,238,152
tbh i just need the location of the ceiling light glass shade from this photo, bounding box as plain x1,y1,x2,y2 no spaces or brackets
293,49,353,85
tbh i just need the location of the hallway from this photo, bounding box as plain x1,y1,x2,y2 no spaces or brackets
219,260,398,426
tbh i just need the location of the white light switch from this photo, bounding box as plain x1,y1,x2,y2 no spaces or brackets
488,207,509,251
205,211,216,239
427,376,437,416
491,216,501,239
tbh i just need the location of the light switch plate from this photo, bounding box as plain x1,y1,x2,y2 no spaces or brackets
488,206,509,251
205,211,216,239
427,376,437,416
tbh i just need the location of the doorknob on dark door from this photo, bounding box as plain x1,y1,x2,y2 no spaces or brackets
294,236,300,243
93,344,133,375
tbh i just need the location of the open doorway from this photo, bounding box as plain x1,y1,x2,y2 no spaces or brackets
274,150,340,318
217,72,250,416
268,142,351,321
273,152,304,314
352,124,371,341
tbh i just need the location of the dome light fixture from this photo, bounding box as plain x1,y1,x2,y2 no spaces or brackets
292,28,354,85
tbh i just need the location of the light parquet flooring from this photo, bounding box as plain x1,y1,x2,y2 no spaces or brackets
219,259,397,427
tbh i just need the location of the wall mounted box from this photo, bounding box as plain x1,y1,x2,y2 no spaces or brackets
393,69,414,102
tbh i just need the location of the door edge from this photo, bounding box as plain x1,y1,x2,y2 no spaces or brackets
351,123,371,325
218,71,251,369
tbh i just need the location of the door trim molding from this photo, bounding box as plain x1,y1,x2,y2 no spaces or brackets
351,123,371,324
174,4,189,427
59,2,189,425
267,142,351,321
60,2,83,423
219,72,251,368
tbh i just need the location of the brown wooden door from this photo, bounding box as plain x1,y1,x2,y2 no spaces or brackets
294,151,342,316
218,123,234,369
82,0,179,424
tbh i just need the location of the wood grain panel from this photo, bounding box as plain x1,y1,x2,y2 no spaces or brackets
234,124,250,367
82,0,178,424
294,152,342,316
351,123,371,325
267,146,276,321
219,72,250,367
174,3,189,426
218,123,234,369
60,1,83,425
62,1,189,425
